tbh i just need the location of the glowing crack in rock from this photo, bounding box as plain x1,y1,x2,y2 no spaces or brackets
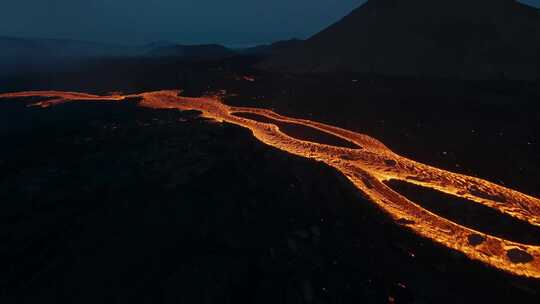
2,90,540,278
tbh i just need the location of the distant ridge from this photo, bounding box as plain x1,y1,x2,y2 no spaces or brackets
0,37,239,74
259,0,540,80
240,39,303,56
0,36,300,72
146,44,235,60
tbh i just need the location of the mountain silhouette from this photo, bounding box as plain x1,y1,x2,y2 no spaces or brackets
259,0,540,80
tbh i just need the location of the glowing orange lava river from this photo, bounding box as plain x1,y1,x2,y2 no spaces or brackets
2,90,540,278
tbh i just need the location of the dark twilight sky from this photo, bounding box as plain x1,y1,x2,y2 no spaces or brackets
1,0,539,47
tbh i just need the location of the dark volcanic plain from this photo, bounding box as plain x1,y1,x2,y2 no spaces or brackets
1,53,539,303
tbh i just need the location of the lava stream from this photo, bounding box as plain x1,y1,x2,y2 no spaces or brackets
2,89,540,278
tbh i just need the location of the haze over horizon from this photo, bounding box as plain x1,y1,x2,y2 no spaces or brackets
2,0,539,47
1,0,362,46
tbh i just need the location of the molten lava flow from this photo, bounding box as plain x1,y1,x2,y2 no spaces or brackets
0,91,125,108
2,90,540,278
